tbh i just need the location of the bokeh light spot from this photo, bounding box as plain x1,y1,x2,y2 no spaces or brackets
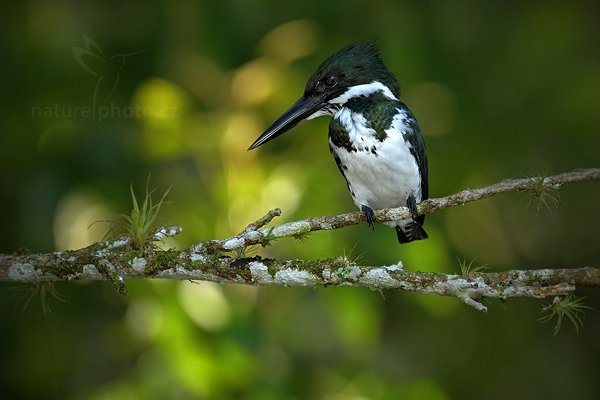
53,190,113,250
259,20,316,62
133,78,190,159
231,59,279,107
178,281,231,331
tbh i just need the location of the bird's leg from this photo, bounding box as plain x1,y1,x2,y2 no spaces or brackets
361,205,376,230
406,194,419,221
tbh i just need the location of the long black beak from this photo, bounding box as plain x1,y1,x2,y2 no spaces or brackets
248,94,326,150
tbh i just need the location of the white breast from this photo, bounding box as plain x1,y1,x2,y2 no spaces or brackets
330,108,422,215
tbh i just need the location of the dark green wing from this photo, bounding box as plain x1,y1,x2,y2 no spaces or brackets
400,103,428,202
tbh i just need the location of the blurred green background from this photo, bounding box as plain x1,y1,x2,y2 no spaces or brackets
1,0,599,399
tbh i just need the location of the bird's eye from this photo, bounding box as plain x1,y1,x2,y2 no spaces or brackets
323,75,338,87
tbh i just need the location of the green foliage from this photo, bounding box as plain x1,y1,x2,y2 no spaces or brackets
292,231,312,243
18,282,68,318
107,180,171,250
539,293,592,335
233,245,256,258
525,169,561,212
458,257,488,275
259,227,277,247
343,244,367,266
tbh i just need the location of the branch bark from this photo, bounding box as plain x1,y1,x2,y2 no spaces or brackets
192,168,600,254
0,168,599,312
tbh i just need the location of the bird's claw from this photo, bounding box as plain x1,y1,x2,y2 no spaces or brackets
361,205,376,230
407,194,419,221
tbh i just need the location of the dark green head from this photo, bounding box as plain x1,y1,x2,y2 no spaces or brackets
304,41,400,101
249,41,400,150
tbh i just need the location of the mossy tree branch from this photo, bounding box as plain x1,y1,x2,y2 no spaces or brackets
0,168,599,312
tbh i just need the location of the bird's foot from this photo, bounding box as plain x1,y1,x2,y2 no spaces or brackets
361,205,376,230
407,194,419,221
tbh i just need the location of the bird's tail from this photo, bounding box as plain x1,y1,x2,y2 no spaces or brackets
395,221,428,244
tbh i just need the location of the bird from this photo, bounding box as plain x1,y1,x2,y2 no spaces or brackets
248,41,428,243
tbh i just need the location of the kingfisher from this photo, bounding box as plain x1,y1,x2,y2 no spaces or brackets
249,41,428,243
